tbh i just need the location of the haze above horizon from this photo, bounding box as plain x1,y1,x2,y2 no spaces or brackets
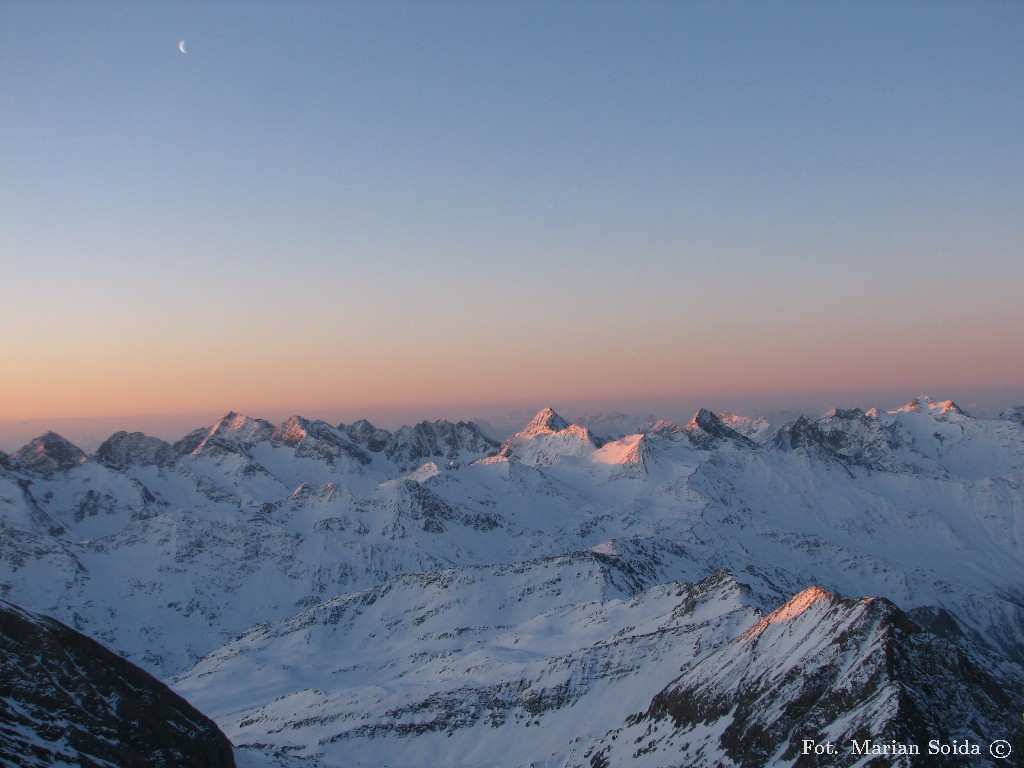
2,1,1022,430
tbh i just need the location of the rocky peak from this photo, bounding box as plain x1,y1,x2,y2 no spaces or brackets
385,420,499,470
172,427,210,456
271,415,311,445
12,432,87,476
272,416,373,467
342,419,391,453
999,406,1024,426
586,585,1021,768
824,407,866,420
183,412,274,456
772,415,828,451
686,407,726,433
647,419,683,435
94,431,174,470
209,411,274,439
684,408,756,450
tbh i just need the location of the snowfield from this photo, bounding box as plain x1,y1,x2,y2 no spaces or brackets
2,396,1022,766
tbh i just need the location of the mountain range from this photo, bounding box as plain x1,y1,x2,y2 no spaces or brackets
1,395,1022,766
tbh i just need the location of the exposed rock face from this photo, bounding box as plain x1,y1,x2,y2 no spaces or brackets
1001,406,1024,426
384,420,500,470
342,418,391,452
94,431,175,469
177,412,275,459
12,432,86,477
272,415,373,467
770,404,954,474
0,599,236,768
684,408,758,450
582,588,1024,768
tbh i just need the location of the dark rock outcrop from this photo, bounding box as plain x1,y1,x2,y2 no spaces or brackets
684,408,758,450
12,432,86,477
95,431,175,469
385,420,500,470
0,599,235,768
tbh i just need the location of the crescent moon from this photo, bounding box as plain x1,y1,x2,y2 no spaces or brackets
178,40,186,54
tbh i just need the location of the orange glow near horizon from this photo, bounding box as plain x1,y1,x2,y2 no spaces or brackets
3,315,1022,423
3,2,1023,430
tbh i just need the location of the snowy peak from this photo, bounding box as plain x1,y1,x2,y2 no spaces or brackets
592,433,655,474
518,406,573,437
183,411,275,456
719,411,773,443
742,585,834,639
890,395,970,418
12,432,87,476
586,586,1023,768
271,415,373,468
514,407,602,446
770,396,1012,477
208,410,275,440
258,417,501,471
497,407,603,466
643,409,758,450
271,414,313,445
648,418,683,435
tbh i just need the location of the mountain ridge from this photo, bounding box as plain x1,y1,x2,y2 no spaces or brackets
2,395,1022,767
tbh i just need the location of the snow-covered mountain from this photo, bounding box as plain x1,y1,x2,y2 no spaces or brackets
1,397,1022,766
496,406,606,466
580,587,1024,768
174,557,761,767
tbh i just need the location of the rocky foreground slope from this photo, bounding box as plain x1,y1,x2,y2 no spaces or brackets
0,599,235,768
580,587,1023,768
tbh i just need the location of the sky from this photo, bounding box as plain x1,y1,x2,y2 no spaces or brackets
1,0,1022,446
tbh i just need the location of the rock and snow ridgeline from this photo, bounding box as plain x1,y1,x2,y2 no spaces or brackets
1,396,1023,767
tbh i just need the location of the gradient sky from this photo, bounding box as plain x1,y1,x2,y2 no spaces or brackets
2,0,1022,439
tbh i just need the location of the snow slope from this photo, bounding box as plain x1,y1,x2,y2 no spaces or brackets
1,397,1023,766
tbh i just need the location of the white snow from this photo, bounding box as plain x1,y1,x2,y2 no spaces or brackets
2,398,1023,767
